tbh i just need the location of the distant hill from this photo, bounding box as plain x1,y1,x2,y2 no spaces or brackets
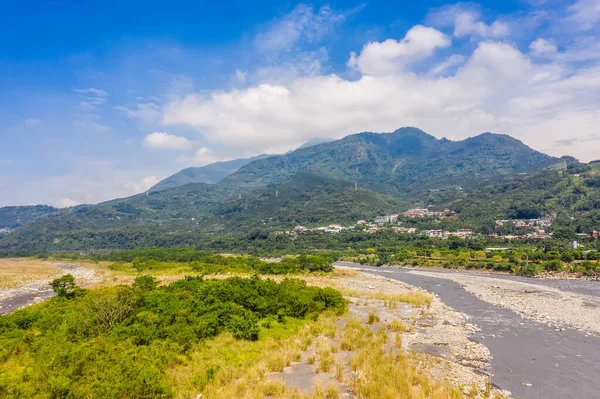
204,172,406,232
0,173,403,250
220,127,558,196
0,205,57,229
150,154,271,192
0,127,570,251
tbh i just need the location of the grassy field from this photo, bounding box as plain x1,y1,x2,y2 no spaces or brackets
0,258,63,288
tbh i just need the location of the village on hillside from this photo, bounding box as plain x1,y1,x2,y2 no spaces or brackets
271,207,600,243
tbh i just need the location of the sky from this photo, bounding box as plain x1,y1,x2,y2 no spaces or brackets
1,0,600,207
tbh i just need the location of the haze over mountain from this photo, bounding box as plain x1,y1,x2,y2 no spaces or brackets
150,154,270,192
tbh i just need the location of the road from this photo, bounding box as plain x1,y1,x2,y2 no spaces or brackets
335,262,600,399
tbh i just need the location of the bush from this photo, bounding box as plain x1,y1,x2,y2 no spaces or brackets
49,274,79,299
0,276,345,398
542,259,563,272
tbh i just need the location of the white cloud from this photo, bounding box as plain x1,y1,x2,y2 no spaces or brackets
24,118,42,127
428,54,467,76
130,176,160,193
254,4,344,55
73,88,108,97
73,87,109,131
348,26,451,76
427,4,510,38
566,0,600,30
56,198,80,208
143,132,192,149
116,102,162,124
177,147,225,166
529,38,558,55
163,32,600,162
0,171,168,207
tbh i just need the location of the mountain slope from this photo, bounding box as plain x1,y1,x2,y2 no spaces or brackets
150,154,270,192
220,127,558,196
0,173,404,250
0,205,57,229
205,172,406,232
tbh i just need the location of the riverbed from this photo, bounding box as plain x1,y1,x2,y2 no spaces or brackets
334,262,600,399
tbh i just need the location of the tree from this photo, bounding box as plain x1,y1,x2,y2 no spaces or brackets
49,274,78,299
133,275,158,291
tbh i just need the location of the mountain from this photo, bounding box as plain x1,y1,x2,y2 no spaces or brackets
150,154,271,192
0,205,57,229
204,172,405,232
0,173,403,250
0,127,569,251
220,127,558,197
444,160,600,235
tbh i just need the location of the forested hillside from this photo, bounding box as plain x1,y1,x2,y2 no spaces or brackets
0,128,589,252
0,205,57,229
220,127,558,196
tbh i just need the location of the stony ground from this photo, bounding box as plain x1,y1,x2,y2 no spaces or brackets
269,271,510,398
409,270,600,336
0,262,102,313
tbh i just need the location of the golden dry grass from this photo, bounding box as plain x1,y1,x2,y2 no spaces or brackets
0,258,62,288
338,288,432,308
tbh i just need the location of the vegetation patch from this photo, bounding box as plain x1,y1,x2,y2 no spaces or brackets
0,275,345,398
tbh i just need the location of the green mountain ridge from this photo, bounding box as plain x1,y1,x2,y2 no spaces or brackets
0,127,577,251
219,127,558,196
0,205,57,229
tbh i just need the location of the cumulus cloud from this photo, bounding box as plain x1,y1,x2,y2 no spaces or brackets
163,33,600,162
529,38,558,55
177,147,226,166
143,132,192,149
348,26,451,76
427,4,510,38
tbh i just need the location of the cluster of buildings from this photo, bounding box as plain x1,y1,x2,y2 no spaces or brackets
424,229,474,238
488,231,552,240
269,211,598,242
495,217,554,229
403,208,452,218
0,227,13,234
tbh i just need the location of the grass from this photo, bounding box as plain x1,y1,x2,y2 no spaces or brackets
338,288,432,308
0,258,63,288
387,319,414,333
367,310,380,324
343,319,464,399
166,312,340,398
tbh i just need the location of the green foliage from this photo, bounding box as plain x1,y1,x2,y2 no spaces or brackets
49,274,79,299
0,277,345,398
0,205,56,229
132,275,158,291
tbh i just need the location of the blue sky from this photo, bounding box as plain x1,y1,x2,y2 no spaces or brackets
1,0,600,207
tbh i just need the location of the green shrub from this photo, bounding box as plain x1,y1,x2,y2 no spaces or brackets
0,276,345,398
